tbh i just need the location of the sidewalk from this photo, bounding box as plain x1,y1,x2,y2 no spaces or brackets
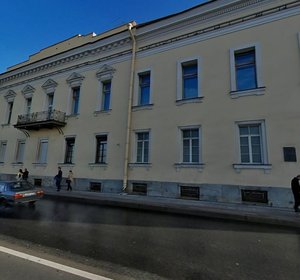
44,189,300,229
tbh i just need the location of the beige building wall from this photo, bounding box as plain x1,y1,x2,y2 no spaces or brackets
0,0,299,206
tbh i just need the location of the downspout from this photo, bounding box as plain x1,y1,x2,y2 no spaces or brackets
123,22,137,191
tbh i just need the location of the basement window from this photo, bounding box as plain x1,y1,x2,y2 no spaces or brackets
180,186,200,200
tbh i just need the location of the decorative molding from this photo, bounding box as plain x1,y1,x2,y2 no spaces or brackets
42,78,58,94
66,72,85,87
21,85,35,98
4,89,17,102
96,64,116,81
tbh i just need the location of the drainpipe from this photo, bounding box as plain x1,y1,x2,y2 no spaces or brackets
123,22,137,191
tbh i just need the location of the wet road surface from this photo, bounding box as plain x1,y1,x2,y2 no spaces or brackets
0,199,300,279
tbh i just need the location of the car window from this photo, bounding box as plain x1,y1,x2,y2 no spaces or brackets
8,182,34,191
0,184,5,192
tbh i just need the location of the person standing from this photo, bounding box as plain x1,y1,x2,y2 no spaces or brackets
22,168,29,181
55,167,63,192
16,169,23,181
291,175,300,212
66,170,74,191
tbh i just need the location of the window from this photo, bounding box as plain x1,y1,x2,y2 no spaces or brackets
230,44,263,94
138,72,150,105
136,132,149,163
177,58,201,101
7,101,13,124
16,140,26,163
235,48,257,91
0,141,7,163
71,87,80,115
102,81,111,111
182,128,200,163
238,123,265,164
37,139,48,163
26,98,32,115
47,94,54,112
95,135,107,164
283,147,297,162
182,62,198,99
64,137,75,164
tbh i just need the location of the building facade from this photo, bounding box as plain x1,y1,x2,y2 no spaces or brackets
0,0,300,207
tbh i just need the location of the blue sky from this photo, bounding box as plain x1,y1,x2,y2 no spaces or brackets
0,0,208,74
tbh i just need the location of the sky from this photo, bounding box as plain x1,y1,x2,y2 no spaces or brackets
0,0,208,74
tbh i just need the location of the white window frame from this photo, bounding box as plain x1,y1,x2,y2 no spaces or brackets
234,120,270,171
134,68,153,107
134,130,151,164
101,80,112,111
25,97,32,115
230,43,264,98
15,140,26,164
178,125,202,165
95,134,108,164
176,57,202,101
6,101,14,124
37,138,48,164
0,141,7,163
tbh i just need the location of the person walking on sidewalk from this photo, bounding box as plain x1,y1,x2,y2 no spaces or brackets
66,170,73,191
22,168,29,181
55,167,63,192
291,175,300,212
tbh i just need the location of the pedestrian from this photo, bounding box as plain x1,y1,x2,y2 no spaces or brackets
22,168,29,181
55,167,63,192
16,169,23,181
291,175,300,212
66,170,73,191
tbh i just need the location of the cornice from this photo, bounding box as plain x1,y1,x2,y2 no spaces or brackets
0,37,131,87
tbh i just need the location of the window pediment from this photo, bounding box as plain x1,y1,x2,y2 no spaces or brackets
22,85,35,98
96,64,116,81
66,72,85,87
42,79,58,93
4,90,17,102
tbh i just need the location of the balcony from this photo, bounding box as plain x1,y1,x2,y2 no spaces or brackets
14,110,66,130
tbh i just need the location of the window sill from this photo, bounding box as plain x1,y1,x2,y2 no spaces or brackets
1,123,11,127
32,163,47,167
174,163,205,171
230,87,266,99
129,163,152,169
132,104,154,111
66,114,79,119
176,97,204,106
11,162,23,166
233,163,272,173
94,109,111,116
59,163,75,167
88,163,108,170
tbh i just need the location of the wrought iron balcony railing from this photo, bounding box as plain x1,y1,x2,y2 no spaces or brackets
14,109,66,130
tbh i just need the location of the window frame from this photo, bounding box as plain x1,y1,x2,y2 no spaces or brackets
135,131,150,164
64,137,76,164
230,43,264,97
6,101,14,124
37,138,48,164
71,87,80,115
0,141,7,163
234,120,270,170
101,80,111,111
95,134,108,164
15,140,26,164
177,57,202,102
180,126,202,164
138,71,151,106
134,69,153,107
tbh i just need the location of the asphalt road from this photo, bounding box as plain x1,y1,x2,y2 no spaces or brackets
0,199,300,280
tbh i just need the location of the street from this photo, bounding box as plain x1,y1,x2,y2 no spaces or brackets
0,199,299,280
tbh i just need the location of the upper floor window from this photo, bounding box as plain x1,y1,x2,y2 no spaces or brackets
26,98,32,115
138,72,151,105
230,43,264,96
181,128,200,163
102,81,111,111
7,101,14,124
182,62,198,99
71,87,80,115
177,58,201,102
95,135,107,164
47,94,54,112
64,137,75,164
0,141,7,163
136,131,150,163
